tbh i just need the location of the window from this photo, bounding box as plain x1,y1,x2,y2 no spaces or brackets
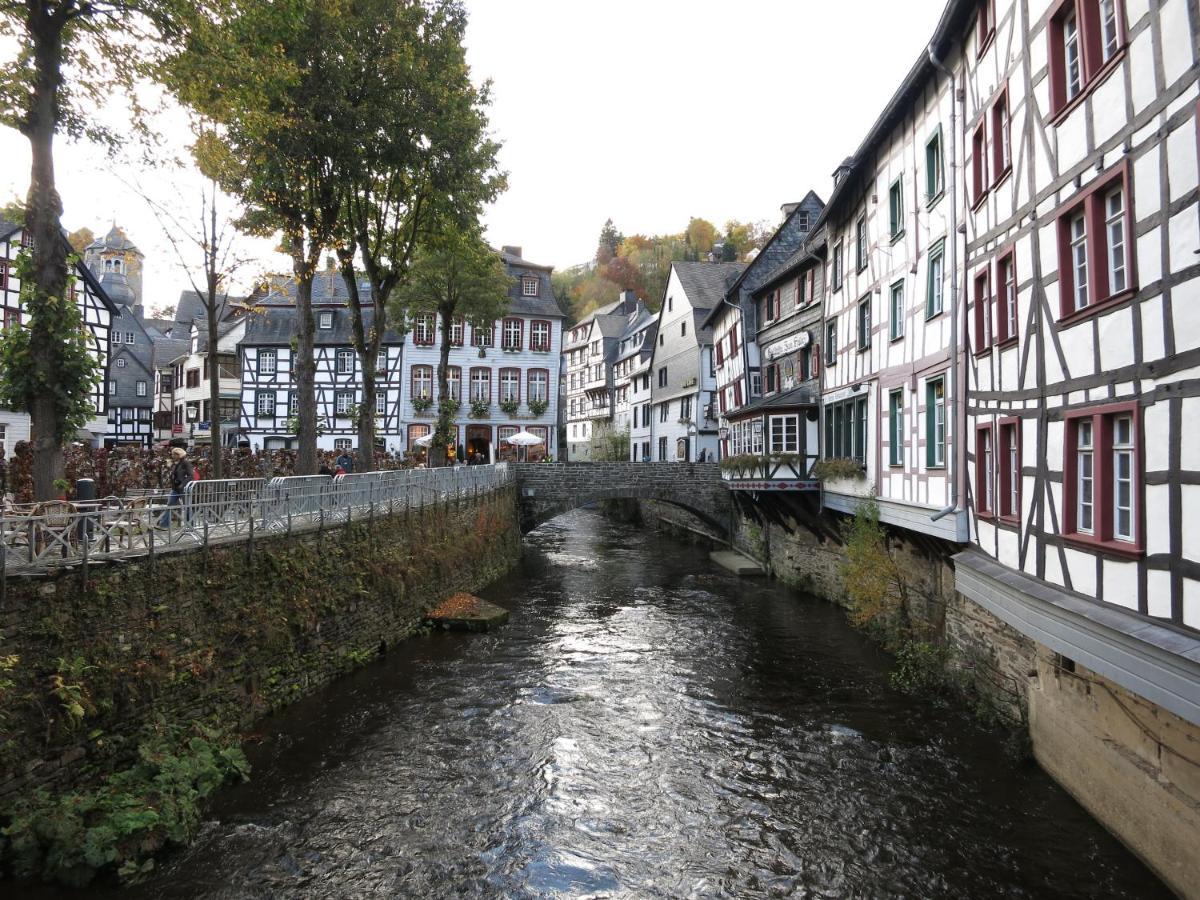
289,392,298,415
528,369,549,404
658,367,667,388
334,438,352,451
2,307,19,330
472,321,494,348
1063,405,1141,548
927,240,945,318
978,0,995,51
992,90,1010,180
659,403,669,423
411,365,432,400
449,317,464,346
856,217,868,271
889,281,905,341
972,123,988,204
0,260,8,291
136,380,147,397
824,320,837,366
531,320,551,352
186,368,200,389
109,380,117,396
336,348,354,374
499,368,520,403
831,242,843,292
926,377,946,468
976,425,995,515
413,314,434,345
680,396,692,421
824,396,869,464
259,349,276,375
888,389,904,466
256,391,275,416
521,276,538,297
469,367,490,403
974,268,992,352
889,178,904,239
112,331,122,344
999,420,1021,520
997,251,1018,343
1050,0,1125,114
926,129,945,202
319,311,333,330
857,296,871,351
335,390,354,416
116,357,126,368
442,365,460,402
667,296,673,312
502,318,523,350
1057,169,1132,317
125,331,134,344
658,436,668,461
769,415,799,453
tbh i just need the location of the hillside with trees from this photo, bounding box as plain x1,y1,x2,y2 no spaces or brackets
553,216,771,322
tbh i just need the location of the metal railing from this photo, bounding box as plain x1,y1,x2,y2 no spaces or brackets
0,463,511,576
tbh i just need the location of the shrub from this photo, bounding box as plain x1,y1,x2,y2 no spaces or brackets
812,456,867,481
889,640,951,695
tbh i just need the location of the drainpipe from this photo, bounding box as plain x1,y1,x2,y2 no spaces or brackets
928,43,960,525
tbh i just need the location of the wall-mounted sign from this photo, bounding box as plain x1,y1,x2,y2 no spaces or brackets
765,331,811,360
681,376,698,388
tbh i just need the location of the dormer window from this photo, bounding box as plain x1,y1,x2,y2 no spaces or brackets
521,276,538,297
319,311,334,329
796,212,810,230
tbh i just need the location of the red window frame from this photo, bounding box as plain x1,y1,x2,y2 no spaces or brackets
501,317,524,351
1048,0,1127,119
998,417,1022,522
411,364,433,400
498,367,521,403
20,231,33,248
730,323,739,355
977,0,996,55
408,423,431,445
3,307,21,329
718,390,727,414
973,267,992,353
469,366,491,402
527,368,550,404
971,122,988,206
1062,400,1142,554
716,340,725,366
733,381,743,407
0,259,8,291
472,322,494,348
995,248,1018,344
1055,162,1135,322
413,313,435,346
975,423,995,518
449,317,464,347
530,319,551,352
445,365,462,401
991,87,1011,184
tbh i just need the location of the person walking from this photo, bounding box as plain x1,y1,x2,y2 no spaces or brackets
335,449,354,474
158,446,194,528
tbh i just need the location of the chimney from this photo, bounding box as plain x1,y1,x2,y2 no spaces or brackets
501,245,522,259
780,202,800,218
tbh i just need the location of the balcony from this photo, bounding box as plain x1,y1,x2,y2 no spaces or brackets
719,452,820,491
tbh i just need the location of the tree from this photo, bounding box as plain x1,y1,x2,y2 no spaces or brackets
171,0,350,475
333,0,503,472
391,230,511,466
66,226,93,254
596,218,622,265
0,0,181,498
685,217,717,258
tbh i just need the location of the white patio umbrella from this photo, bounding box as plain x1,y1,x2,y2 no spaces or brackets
413,433,435,447
505,430,544,462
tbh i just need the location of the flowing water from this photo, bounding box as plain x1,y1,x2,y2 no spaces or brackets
66,509,1169,898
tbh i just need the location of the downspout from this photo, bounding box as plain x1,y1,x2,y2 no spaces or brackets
928,43,961,524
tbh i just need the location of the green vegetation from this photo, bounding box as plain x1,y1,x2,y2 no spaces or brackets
812,457,868,481
2,724,249,886
554,216,771,320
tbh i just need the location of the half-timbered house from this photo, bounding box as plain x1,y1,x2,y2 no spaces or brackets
0,217,116,454
562,291,639,460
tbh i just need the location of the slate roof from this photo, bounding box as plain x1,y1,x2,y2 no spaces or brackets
726,384,819,419
86,225,142,255
153,337,189,369
173,289,243,329
240,306,402,346
673,261,747,311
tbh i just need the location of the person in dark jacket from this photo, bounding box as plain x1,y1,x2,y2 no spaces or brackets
158,446,194,527
335,450,354,474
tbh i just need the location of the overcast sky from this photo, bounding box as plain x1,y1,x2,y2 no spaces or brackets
0,0,947,308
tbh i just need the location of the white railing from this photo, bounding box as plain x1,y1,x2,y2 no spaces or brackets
0,463,512,575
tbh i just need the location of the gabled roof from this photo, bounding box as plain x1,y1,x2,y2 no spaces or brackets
672,261,747,310
240,306,402,346
0,217,120,316
86,224,142,256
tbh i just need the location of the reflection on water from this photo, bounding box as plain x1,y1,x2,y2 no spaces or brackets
55,510,1166,898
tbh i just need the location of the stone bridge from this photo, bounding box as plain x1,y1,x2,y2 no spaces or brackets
511,462,731,537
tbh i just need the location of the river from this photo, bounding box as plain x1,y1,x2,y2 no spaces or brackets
78,509,1167,898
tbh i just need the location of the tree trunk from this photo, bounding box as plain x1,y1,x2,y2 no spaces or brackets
432,301,456,468
24,9,70,501
292,246,318,475
206,285,223,480
338,255,377,473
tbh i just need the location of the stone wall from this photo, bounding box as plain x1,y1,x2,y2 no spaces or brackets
0,485,522,802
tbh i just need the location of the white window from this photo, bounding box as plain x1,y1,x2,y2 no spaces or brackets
1106,187,1127,295
375,393,387,416
335,391,354,416
470,368,490,402
259,349,277,375
928,378,946,468
116,358,126,368
1113,414,1134,541
473,322,494,348
1070,211,1088,312
289,392,298,415
502,318,522,350
334,438,352,451
412,366,432,400
522,276,538,297
336,349,354,375
112,332,122,344
1064,12,1082,100
126,331,135,344
450,318,464,345
136,380,147,397
981,428,994,513
528,370,549,403
257,391,275,416
319,311,333,329
531,320,550,351
1077,419,1094,534
500,369,519,403
376,350,387,374
890,281,905,340
769,415,799,453
1100,0,1119,62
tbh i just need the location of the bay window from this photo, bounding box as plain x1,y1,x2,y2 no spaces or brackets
824,396,868,465
768,415,799,454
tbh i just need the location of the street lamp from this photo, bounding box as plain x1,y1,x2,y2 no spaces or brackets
186,404,199,447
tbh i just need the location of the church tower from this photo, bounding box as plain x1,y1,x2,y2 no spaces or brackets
84,225,144,316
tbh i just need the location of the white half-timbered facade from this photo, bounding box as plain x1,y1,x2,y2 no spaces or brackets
960,0,1200,630
401,247,563,462
0,217,116,453
563,291,640,460
237,273,404,453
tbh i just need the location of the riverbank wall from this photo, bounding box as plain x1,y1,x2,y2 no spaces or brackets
646,497,1200,898
0,484,522,803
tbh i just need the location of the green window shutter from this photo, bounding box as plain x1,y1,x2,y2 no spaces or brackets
925,380,935,468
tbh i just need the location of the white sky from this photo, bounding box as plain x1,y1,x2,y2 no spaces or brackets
0,0,947,309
